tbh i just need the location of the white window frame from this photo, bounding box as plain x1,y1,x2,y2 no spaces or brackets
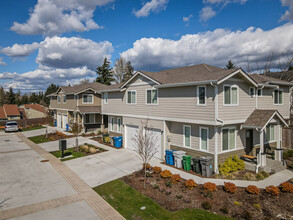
257,88,262,97
200,127,209,151
127,90,137,105
221,126,236,152
85,114,95,124
57,95,61,104
249,87,255,97
183,125,191,148
197,86,206,106
265,124,275,143
223,84,239,106
146,88,158,105
82,94,93,104
117,117,122,133
109,117,114,131
104,92,108,104
63,95,67,104
273,89,283,105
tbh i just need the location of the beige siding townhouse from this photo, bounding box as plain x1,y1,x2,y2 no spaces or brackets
100,64,293,173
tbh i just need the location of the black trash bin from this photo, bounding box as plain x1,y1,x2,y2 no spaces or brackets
102,133,109,142
192,157,201,173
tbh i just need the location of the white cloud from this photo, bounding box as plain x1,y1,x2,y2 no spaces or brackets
203,0,247,5
280,0,293,21
183,14,193,22
134,0,169,18
121,23,293,72
0,42,40,57
199,6,216,21
10,0,114,36
0,57,6,66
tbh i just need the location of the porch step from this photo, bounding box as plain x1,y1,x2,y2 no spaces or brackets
271,162,286,174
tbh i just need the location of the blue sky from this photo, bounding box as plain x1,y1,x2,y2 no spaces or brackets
0,0,292,91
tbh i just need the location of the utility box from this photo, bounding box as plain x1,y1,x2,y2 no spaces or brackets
173,150,186,168
200,156,213,177
59,139,67,151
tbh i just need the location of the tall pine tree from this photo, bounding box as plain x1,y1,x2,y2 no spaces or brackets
0,87,7,106
7,87,16,104
96,57,114,85
226,60,237,69
44,83,59,106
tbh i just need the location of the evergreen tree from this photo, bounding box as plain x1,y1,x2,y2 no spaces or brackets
124,61,134,82
20,94,29,105
226,60,237,69
29,92,38,104
0,87,7,106
7,87,16,104
15,90,21,106
44,83,59,106
288,65,293,71
96,57,114,85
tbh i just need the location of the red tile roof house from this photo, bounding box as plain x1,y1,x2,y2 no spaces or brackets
20,104,47,119
1,104,21,120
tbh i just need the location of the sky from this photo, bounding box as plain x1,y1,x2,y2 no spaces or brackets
0,0,293,92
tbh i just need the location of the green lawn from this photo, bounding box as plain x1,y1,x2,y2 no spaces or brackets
93,180,231,220
28,135,51,144
50,147,85,162
22,126,45,132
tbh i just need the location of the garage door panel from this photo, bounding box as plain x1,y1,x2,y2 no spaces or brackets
63,114,67,129
126,125,139,152
146,128,162,159
57,114,62,128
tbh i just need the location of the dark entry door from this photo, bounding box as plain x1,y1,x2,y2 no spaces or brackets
245,129,253,155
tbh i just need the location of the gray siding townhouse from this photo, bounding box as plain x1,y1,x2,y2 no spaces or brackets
100,64,293,173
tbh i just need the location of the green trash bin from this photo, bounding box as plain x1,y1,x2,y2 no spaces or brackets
182,155,192,171
102,133,109,143
192,157,201,173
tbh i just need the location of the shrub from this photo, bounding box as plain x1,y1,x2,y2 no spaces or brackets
234,201,240,206
185,179,197,189
97,130,102,134
220,206,229,214
279,182,293,193
283,150,293,159
203,182,217,192
246,185,260,195
89,147,97,153
260,171,269,178
201,201,212,210
243,173,256,181
223,182,237,194
219,155,245,175
90,132,95,136
160,170,172,178
165,180,172,188
152,166,162,174
254,203,261,209
289,162,293,169
256,171,269,181
171,174,181,184
265,185,280,196
176,194,182,199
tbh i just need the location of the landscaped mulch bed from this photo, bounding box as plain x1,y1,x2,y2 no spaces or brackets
90,136,123,149
122,169,293,220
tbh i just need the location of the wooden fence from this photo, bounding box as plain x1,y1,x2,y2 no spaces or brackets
0,117,53,128
282,127,293,149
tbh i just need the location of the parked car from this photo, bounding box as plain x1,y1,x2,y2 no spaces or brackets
4,121,19,132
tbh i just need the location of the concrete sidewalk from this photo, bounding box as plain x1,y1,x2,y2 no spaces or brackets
21,125,72,138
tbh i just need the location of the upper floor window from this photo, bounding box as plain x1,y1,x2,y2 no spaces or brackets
146,89,158,104
274,89,283,105
197,86,206,105
224,85,238,105
249,87,255,97
63,95,67,103
200,127,208,151
127,91,136,104
104,92,108,104
265,124,275,142
57,96,61,104
183,125,191,147
222,127,236,151
82,94,93,104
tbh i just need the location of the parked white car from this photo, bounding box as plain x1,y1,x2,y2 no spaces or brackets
4,121,19,132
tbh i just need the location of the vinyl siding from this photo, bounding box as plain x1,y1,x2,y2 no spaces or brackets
50,94,76,110
78,92,101,107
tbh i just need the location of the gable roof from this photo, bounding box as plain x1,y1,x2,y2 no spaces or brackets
0,107,7,119
3,104,20,116
250,74,293,86
24,104,46,113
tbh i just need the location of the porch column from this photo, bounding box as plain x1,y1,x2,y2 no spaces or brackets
101,115,105,132
260,130,266,167
275,124,282,161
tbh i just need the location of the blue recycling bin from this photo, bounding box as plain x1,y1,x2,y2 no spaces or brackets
165,150,175,165
54,121,57,127
113,136,123,148
66,124,69,132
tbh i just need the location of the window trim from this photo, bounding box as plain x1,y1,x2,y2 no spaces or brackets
109,117,114,131
221,126,236,152
249,87,255,97
57,95,61,104
82,94,94,104
265,124,275,143
85,114,95,124
199,127,209,151
104,92,108,104
273,89,283,105
183,125,191,148
117,117,122,133
126,90,137,105
257,88,262,97
63,95,67,104
145,88,159,105
197,86,207,106
223,84,239,106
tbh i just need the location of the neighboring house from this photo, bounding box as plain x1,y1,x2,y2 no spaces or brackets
20,104,47,119
18,108,27,119
99,64,293,173
1,104,21,120
48,82,118,132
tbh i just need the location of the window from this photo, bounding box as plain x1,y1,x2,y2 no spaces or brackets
224,85,238,105
127,91,136,104
146,89,158,104
63,95,67,103
222,127,236,151
117,118,121,133
82,94,93,104
257,89,262,97
249,87,255,97
85,114,95,123
265,124,275,142
183,125,191,147
200,127,208,151
274,89,283,105
197,86,206,105
57,96,61,104
104,92,108,104
110,117,114,131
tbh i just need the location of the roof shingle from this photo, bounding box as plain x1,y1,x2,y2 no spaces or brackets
3,104,20,116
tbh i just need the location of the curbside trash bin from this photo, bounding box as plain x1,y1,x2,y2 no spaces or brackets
192,157,201,173
173,150,186,168
54,121,57,127
66,124,69,132
182,155,192,171
200,156,214,177
113,136,123,148
102,133,109,142
165,150,175,165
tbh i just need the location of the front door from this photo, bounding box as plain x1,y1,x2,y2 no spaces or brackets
245,129,253,155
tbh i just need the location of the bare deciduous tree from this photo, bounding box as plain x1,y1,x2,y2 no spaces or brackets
113,57,134,83
70,119,83,150
132,120,159,188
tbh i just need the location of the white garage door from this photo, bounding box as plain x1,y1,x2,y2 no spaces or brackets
57,114,62,128
63,114,68,129
146,128,162,159
126,125,139,152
